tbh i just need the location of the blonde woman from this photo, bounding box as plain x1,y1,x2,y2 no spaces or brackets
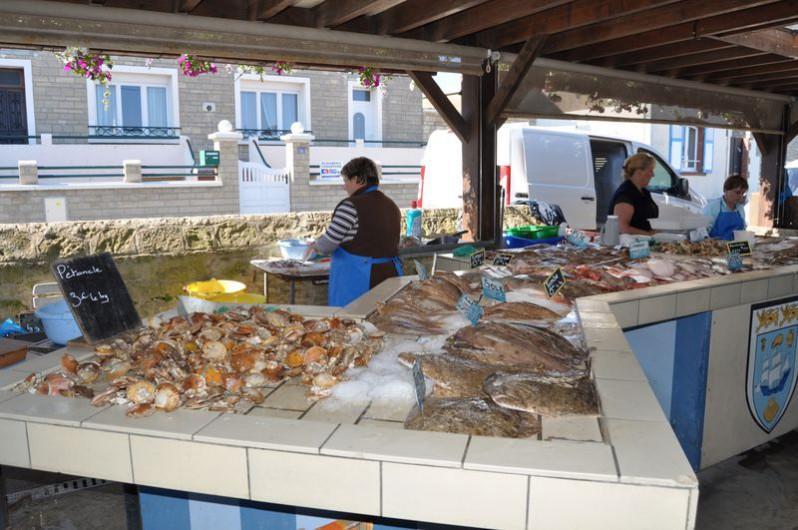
609,152,659,235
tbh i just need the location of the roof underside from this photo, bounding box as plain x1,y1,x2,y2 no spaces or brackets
35,0,798,97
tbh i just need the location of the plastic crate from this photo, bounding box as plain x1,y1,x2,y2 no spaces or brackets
503,234,563,249
506,224,560,240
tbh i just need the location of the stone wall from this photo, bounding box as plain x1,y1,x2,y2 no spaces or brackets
0,206,535,316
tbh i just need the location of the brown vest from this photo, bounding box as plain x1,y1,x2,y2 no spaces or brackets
341,187,401,287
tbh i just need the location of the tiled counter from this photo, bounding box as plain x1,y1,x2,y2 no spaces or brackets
0,273,727,530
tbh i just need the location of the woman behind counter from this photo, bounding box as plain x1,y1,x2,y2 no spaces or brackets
608,152,659,235
703,175,748,241
304,157,403,307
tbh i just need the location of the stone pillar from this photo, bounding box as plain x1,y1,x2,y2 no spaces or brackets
281,132,314,212
18,160,37,185
208,120,244,214
123,160,142,183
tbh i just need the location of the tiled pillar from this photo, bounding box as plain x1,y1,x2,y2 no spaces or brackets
208,121,244,214
281,132,314,212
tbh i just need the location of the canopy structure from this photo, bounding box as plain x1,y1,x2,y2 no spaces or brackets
0,0,797,231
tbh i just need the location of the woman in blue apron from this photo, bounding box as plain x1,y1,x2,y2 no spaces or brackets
304,157,403,307
703,175,748,241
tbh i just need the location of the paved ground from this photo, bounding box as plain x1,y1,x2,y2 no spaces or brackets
3,431,798,529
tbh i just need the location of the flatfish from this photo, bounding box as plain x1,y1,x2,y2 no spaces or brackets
404,397,540,438
445,322,586,372
483,372,597,416
398,352,503,398
483,301,561,323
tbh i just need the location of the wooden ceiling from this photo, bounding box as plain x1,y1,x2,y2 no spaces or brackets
32,0,798,96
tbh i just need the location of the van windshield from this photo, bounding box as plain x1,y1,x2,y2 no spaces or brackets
639,148,676,193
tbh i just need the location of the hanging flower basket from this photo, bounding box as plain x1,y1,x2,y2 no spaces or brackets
271,61,293,76
56,47,113,85
357,66,382,88
178,54,218,77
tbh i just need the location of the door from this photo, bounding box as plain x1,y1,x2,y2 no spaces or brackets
0,68,27,144
521,129,596,229
349,86,379,143
590,139,628,225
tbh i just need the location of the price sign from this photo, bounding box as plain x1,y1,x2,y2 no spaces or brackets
456,294,484,325
566,230,589,249
51,253,142,344
543,267,567,298
413,259,430,281
727,240,752,256
629,239,651,259
482,276,507,302
493,252,513,266
470,249,486,269
727,251,744,271
412,358,426,413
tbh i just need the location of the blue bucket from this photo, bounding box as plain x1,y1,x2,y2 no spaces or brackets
35,299,82,345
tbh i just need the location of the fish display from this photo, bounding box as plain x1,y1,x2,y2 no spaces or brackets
404,397,540,438
483,372,597,416
397,352,506,398
14,307,381,416
482,301,561,323
445,322,587,372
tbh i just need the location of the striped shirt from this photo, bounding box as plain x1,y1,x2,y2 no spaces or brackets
316,199,359,254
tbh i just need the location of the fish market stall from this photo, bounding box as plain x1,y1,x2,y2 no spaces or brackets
8,237,798,528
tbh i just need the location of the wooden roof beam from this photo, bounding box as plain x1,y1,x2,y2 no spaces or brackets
487,36,545,126
363,0,488,35
401,0,571,43
642,47,766,73
314,0,404,28
180,0,204,12
596,39,733,67
669,54,791,77
543,0,783,56
408,71,469,143
747,75,798,88
553,0,798,62
248,0,298,20
788,118,798,143
477,0,682,50
704,59,798,81
714,28,798,59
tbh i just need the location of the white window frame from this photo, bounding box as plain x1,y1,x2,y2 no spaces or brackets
234,74,311,141
681,126,699,172
347,81,383,143
0,58,36,144
86,65,179,142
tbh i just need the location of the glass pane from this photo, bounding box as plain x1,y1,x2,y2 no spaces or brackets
686,127,697,168
640,149,675,192
147,86,168,128
121,85,142,127
241,91,257,130
0,69,21,86
353,112,366,140
353,90,370,102
260,92,277,131
282,93,298,130
95,85,117,127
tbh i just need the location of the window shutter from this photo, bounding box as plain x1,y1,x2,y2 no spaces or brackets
669,125,683,170
703,128,714,174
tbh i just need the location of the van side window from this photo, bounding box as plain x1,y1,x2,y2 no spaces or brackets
638,148,676,193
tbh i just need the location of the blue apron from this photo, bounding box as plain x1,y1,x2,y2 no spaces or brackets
328,186,403,307
709,207,745,241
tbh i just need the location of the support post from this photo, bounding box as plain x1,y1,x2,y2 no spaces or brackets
208,120,244,213
280,131,314,212
752,106,790,229
18,160,37,185
486,36,546,127
461,66,498,243
407,71,469,143
123,160,142,183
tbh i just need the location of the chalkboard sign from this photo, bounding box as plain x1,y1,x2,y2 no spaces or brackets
493,253,513,266
727,240,752,256
50,253,142,344
544,267,567,298
470,249,486,269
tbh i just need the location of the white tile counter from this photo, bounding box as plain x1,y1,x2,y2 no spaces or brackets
6,271,764,530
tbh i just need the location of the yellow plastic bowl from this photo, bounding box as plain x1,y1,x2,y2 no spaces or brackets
208,292,266,304
185,279,246,300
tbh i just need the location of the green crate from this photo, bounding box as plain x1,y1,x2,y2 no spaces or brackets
506,225,559,240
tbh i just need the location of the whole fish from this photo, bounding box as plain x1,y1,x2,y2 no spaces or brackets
483,372,597,416
404,397,539,438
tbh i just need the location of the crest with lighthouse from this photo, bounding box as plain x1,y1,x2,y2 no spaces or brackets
747,297,798,433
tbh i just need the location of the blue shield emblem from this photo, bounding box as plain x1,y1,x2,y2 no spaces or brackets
747,298,798,433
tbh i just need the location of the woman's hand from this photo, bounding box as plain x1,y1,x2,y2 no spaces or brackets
302,241,317,261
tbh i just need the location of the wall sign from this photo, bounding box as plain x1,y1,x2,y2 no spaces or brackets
50,253,142,344
746,296,798,433
319,161,343,179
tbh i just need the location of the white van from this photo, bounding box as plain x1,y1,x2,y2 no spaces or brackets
419,126,707,230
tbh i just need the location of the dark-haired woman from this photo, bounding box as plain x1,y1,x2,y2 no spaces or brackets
305,156,403,306
703,174,749,241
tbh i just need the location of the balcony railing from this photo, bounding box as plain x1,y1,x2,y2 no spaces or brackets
88,126,181,139
237,128,310,141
